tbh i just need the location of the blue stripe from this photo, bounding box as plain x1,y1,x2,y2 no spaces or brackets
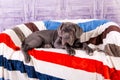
43,19,110,32
78,19,110,32
43,20,62,30
0,78,4,80
0,55,64,80
0,78,9,80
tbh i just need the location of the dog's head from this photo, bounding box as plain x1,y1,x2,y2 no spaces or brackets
57,22,83,46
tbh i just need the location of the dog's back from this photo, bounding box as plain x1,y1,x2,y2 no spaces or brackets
21,30,58,63
22,30,58,49
35,30,58,44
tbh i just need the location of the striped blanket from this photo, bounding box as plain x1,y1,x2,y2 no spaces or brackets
0,19,120,80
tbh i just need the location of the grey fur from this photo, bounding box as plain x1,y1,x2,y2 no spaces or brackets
21,22,93,63
21,30,58,63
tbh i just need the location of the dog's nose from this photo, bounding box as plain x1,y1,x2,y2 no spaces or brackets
64,36,70,39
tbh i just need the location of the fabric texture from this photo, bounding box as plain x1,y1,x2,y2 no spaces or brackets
0,19,120,80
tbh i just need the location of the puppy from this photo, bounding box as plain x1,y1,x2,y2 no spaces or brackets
54,22,93,55
21,22,93,63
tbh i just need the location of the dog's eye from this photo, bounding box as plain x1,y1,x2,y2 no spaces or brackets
62,28,71,32
62,28,67,31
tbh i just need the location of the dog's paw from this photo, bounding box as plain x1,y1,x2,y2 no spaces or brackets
23,52,31,63
67,49,76,56
86,48,94,56
25,55,31,63
88,52,93,56
43,44,53,48
22,50,31,63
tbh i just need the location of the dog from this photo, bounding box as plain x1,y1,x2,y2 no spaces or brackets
21,22,93,63
53,22,83,55
55,22,93,55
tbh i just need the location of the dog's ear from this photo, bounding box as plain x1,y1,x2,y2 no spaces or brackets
74,24,83,38
57,23,64,36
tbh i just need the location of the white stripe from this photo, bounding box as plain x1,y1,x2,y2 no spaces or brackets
1,43,120,79
0,43,14,58
80,22,119,42
16,24,32,37
0,43,4,55
31,57,104,80
33,21,47,30
75,50,119,69
2,29,21,47
0,67,3,78
0,67,38,80
32,48,120,70
108,57,120,70
1,43,120,70
53,19,98,23
0,43,24,61
103,31,120,46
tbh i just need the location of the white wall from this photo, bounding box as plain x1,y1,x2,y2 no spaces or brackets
0,0,120,32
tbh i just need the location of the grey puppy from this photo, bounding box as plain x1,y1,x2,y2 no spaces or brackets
55,22,93,55
21,22,93,63
54,22,83,55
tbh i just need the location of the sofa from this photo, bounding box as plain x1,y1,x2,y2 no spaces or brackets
0,19,120,80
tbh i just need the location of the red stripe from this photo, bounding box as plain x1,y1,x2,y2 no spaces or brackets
0,33,20,50
29,49,120,80
1,33,120,80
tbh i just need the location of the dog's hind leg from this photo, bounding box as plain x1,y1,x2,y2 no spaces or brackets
21,43,31,63
21,37,43,63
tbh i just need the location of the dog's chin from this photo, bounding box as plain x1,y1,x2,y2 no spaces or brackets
68,39,75,46
68,42,74,46
66,41,74,46
62,41,74,46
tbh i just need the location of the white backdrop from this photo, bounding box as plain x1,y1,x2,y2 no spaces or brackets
0,0,120,32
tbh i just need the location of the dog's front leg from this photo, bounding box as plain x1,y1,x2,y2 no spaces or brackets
64,43,75,56
82,43,94,55
54,37,75,55
54,37,65,49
